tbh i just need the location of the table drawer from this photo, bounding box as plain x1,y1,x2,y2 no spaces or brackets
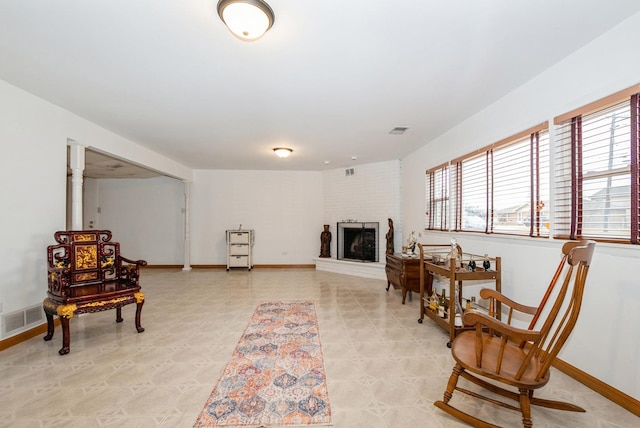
229,232,250,244
229,244,249,255
229,255,249,267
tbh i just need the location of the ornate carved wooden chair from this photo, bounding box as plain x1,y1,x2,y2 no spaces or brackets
43,230,147,355
434,240,596,427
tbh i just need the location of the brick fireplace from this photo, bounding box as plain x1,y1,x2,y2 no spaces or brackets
336,222,379,262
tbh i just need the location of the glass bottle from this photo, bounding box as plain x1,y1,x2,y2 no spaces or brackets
464,297,473,327
438,288,447,318
429,288,439,312
468,255,476,272
483,254,491,271
443,289,450,319
454,289,464,327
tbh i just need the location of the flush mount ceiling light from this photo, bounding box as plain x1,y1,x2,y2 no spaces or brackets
273,147,293,158
217,0,275,42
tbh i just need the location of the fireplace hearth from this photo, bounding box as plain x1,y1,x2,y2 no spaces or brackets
337,222,379,262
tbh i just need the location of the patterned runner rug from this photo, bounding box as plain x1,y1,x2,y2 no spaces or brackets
194,301,332,427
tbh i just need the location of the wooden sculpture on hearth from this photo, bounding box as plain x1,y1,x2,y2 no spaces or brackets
386,218,394,254
320,224,331,258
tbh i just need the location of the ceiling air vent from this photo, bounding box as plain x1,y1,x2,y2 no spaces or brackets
389,127,408,135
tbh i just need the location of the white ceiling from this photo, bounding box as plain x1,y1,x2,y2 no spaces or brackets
3,0,640,175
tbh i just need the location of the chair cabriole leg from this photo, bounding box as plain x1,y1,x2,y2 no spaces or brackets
135,300,145,333
59,316,70,355
43,312,55,341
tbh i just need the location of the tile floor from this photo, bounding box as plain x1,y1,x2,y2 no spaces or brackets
1,268,637,427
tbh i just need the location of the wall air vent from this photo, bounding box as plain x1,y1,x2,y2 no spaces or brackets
345,168,355,176
1,304,44,338
25,306,43,325
389,127,408,135
2,311,24,334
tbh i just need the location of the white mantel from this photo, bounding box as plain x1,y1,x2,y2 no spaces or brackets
314,257,386,280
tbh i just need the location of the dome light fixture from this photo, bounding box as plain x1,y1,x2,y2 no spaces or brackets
273,148,293,158
217,0,275,42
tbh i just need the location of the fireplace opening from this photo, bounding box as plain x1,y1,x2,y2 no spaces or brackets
337,222,379,262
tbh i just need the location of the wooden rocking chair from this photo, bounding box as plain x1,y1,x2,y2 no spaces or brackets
434,240,596,428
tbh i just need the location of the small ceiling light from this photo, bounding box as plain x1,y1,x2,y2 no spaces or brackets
273,148,293,158
217,0,275,42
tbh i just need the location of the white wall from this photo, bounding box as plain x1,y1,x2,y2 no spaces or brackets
190,170,323,265
401,12,640,399
85,176,185,264
87,160,402,274
0,81,67,319
85,170,324,267
323,160,402,262
0,78,191,338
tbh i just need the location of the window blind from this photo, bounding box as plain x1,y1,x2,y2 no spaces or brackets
555,100,634,241
456,153,488,232
425,164,449,231
450,127,548,236
632,93,640,244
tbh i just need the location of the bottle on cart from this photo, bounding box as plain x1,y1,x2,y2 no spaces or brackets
483,254,491,271
438,288,447,318
429,288,439,312
463,297,473,327
468,255,476,272
454,289,464,327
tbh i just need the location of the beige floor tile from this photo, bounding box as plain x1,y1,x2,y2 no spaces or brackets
0,268,636,427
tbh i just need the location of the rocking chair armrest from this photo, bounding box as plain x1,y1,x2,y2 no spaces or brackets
479,288,538,316
463,310,541,343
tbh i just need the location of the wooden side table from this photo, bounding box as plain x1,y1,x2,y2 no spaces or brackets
385,253,428,304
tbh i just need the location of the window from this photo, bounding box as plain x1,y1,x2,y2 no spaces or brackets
425,84,640,245
451,153,488,232
450,124,549,236
554,87,640,243
425,163,449,231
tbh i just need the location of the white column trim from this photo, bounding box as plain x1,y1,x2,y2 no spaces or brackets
68,142,86,231
182,180,192,271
